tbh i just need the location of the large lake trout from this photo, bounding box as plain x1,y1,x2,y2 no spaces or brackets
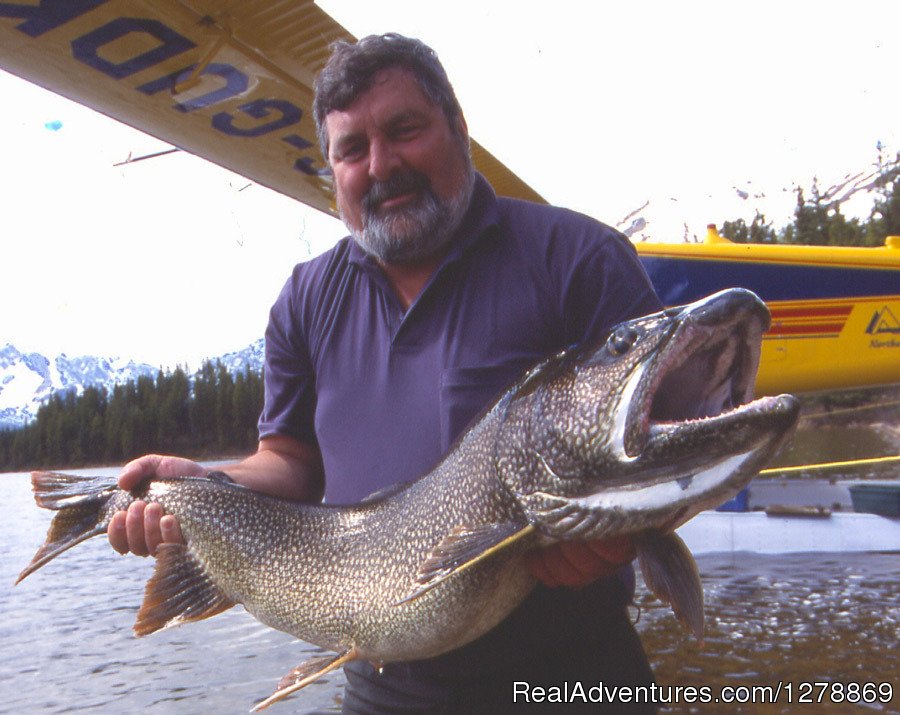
18,288,799,710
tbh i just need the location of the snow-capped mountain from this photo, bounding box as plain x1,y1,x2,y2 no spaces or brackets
0,341,265,430
216,339,265,376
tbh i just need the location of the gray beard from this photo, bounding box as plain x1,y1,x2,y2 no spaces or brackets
345,165,475,265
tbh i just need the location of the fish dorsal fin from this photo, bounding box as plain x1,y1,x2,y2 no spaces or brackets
134,543,234,636
635,531,704,641
395,522,534,606
251,648,358,711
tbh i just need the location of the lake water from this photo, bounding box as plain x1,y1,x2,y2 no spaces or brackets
1,468,897,714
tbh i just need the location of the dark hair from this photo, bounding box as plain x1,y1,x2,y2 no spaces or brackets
313,33,464,161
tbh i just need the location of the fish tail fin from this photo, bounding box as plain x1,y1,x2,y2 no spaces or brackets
16,471,120,584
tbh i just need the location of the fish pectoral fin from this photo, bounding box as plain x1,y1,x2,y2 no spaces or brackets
394,522,534,606
635,531,704,642
134,543,234,636
250,648,358,712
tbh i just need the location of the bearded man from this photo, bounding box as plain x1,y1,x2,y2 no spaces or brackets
112,33,661,713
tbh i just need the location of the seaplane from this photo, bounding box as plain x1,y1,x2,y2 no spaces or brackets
1,1,897,553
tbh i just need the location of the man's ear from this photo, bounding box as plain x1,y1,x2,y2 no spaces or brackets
455,113,469,141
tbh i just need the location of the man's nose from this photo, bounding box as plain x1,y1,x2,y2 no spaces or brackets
368,137,402,182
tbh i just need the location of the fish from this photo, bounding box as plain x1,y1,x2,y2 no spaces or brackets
17,287,799,711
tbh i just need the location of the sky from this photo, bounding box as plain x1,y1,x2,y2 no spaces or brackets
2,1,899,369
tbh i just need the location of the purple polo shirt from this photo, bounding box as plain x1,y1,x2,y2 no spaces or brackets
259,174,660,504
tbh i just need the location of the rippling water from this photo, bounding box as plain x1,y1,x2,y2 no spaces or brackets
636,553,899,713
2,469,897,714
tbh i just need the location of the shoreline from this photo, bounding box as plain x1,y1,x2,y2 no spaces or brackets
1,453,253,476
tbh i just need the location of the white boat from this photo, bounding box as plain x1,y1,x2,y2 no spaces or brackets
678,479,900,554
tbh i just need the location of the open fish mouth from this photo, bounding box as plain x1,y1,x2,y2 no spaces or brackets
623,288,772,459
528,289,799,541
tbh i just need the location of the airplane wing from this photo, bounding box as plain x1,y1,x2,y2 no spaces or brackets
0,0,544,215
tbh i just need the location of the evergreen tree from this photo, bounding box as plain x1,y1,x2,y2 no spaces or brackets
190,361,218,448
157,367,191,452
788,183,831,246
721,210,778,244
866,148,900,244
720,149,900,247
0,359,265,471
215,362,235,450
232,367,263,449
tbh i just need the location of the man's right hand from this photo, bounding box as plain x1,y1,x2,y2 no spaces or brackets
108,454,204,557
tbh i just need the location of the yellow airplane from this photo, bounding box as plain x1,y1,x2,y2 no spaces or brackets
1,0,897,395
640,227,900,395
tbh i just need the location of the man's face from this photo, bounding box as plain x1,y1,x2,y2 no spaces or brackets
325,66,473,264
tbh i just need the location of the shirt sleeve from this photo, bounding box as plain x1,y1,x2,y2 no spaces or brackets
563,227,662,346
536,207,661,346
257,268,319,446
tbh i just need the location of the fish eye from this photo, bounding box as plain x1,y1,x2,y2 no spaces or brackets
606,326,638,356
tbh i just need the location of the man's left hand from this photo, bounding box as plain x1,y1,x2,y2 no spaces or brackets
526,536,635,588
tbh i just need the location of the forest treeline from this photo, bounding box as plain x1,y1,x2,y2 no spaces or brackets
720,149,900,246
0,361,263,471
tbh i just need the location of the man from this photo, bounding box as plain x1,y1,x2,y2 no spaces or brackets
112,33,662,713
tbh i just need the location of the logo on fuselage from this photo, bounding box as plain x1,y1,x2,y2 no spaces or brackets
866,307,900,335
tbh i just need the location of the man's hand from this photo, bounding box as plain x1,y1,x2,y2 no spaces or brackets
526,536,635,588
108,454,204,557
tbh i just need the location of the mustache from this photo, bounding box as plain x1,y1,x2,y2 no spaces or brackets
362,170,432,214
